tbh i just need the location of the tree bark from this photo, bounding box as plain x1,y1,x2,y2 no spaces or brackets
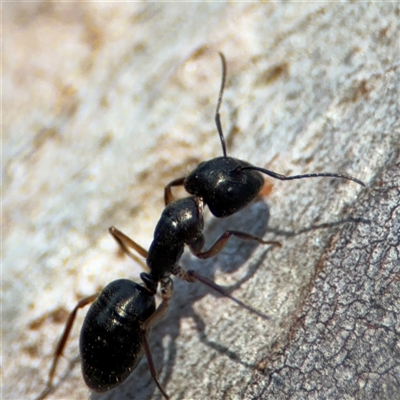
3,3,399,400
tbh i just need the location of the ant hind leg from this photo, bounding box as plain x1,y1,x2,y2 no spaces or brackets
36,294,98,400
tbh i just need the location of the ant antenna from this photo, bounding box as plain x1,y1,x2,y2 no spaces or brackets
239,166,366,187
215,52,227,157
213,53,364,188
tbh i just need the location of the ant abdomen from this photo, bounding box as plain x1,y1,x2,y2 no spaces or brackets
79,279,155,392
184,157,265,217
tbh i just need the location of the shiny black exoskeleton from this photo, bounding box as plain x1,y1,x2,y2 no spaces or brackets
165,53,365,218
79,280,155,392
184,157,264,217
146,197,205,281
38,273,171,400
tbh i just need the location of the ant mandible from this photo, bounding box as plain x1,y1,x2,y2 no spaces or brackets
165,53,365,216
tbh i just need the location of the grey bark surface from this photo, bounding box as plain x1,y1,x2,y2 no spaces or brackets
3,3,399,400
246,160,400,400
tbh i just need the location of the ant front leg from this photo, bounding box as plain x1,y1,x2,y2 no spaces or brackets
164,177,186,205
37,294,98,400
191,230,281,260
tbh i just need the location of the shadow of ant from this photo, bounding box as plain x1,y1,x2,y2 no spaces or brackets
90,201,369,400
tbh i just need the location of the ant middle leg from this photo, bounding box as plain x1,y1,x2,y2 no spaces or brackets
191,230,281,260
141,332,170,400
140,278,174,400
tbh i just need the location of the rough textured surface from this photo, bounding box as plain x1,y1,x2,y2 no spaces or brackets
3,3,399,400
246,159,400,400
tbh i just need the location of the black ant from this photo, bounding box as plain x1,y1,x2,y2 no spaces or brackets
37,52,365,400
165,53,365,216
38,202,279,400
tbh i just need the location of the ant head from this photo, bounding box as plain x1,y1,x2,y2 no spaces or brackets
184,156,264,217
186,52,365,218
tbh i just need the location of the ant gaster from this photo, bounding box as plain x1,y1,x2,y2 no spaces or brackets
165,53,365,217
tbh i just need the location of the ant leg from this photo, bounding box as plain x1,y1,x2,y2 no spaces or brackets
142,333,170,400
164,177,186,205
142,278,173,329
192,230,281,260
141,279,173,400
37,294,98,400
172,266,268,320
109,226,148,259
